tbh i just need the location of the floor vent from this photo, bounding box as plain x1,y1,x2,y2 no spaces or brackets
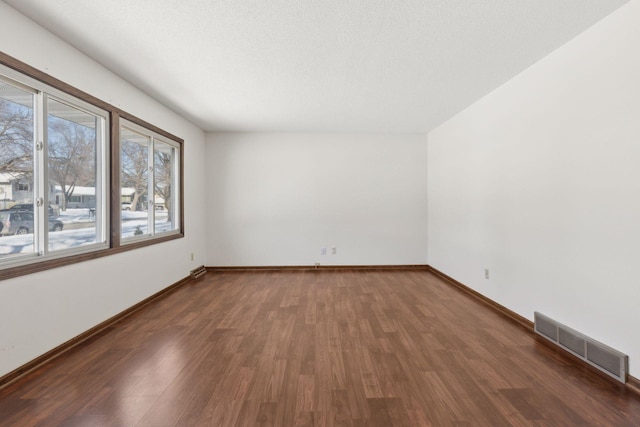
534,312,628,383
190,265,207,279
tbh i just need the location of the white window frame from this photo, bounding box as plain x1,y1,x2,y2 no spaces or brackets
120,118,180,244
0,64,109,269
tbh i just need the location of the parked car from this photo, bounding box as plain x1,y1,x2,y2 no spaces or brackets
49,217,64,232
8,203,56,217
0,210,64,236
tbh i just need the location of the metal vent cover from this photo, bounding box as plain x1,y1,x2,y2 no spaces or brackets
558,328,585,357
586,341,624,378
534,312,628,383
190,265,207,279
535,314,558,341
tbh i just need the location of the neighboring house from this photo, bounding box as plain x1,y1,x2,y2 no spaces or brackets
0,172,32,209
120,187,135,203
1,177,163,211
52,185,96,209
120,187,165,210
0,176,98,210
0,173,14,209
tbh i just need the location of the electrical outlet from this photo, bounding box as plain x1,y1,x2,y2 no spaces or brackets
321,247,327,255
190,252,194,261
332,247,337,255
484,269,490,279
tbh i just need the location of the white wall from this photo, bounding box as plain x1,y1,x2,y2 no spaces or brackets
428,0,640,376
0,3,207,377
205,133,428,266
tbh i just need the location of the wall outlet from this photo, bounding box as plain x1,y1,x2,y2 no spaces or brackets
484,269,490,279
321,247,327,255
190,252,194,261
331,247,337,255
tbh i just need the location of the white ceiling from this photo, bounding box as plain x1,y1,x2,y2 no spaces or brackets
3,0,629,133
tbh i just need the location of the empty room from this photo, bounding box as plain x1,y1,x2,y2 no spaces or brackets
1,0,640,425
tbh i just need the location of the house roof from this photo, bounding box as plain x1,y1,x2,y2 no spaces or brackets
0,172,24,183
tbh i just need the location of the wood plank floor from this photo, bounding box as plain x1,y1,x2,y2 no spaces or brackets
2,269,640,426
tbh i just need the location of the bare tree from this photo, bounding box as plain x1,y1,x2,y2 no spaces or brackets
47,117,95,211
154,148,172,222
121,140,148,211
0,98,33,176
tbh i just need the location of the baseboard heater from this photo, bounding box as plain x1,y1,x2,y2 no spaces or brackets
190,265,207,279
534,312,628,383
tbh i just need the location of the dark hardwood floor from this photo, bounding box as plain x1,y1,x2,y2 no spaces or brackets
2,269,640,426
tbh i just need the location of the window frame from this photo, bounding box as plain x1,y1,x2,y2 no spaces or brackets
0,53,184,281
119,118,181,244
42,91,110,259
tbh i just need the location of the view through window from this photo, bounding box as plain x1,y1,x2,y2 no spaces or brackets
47,97,105,252
0,78,108,262
0,79,36,258
120,120,180,241
0,55,183,278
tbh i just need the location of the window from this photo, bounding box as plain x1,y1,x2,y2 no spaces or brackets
0,72,108,265
120,120,180,242
0,53,183,279
16,182,30,192
46,96,107,253
0,81,33,160
1,78,37,259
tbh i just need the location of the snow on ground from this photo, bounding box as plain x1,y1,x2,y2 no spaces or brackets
58,208,167,222
0,209,172,257
58,208,96,223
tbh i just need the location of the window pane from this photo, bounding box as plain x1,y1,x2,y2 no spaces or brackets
153,140,175,233
121,127,150,238
0,80,35,259
47,98,100,251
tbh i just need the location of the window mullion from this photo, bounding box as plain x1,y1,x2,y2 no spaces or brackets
174,147,180,229
95,116,107,244
148,138,155,235
36,91,47,256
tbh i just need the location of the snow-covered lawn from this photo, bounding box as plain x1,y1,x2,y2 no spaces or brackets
0,209,172,257
56,208,168,222
57,208,97,223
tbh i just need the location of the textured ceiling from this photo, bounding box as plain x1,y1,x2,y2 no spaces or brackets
3,0,630,133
